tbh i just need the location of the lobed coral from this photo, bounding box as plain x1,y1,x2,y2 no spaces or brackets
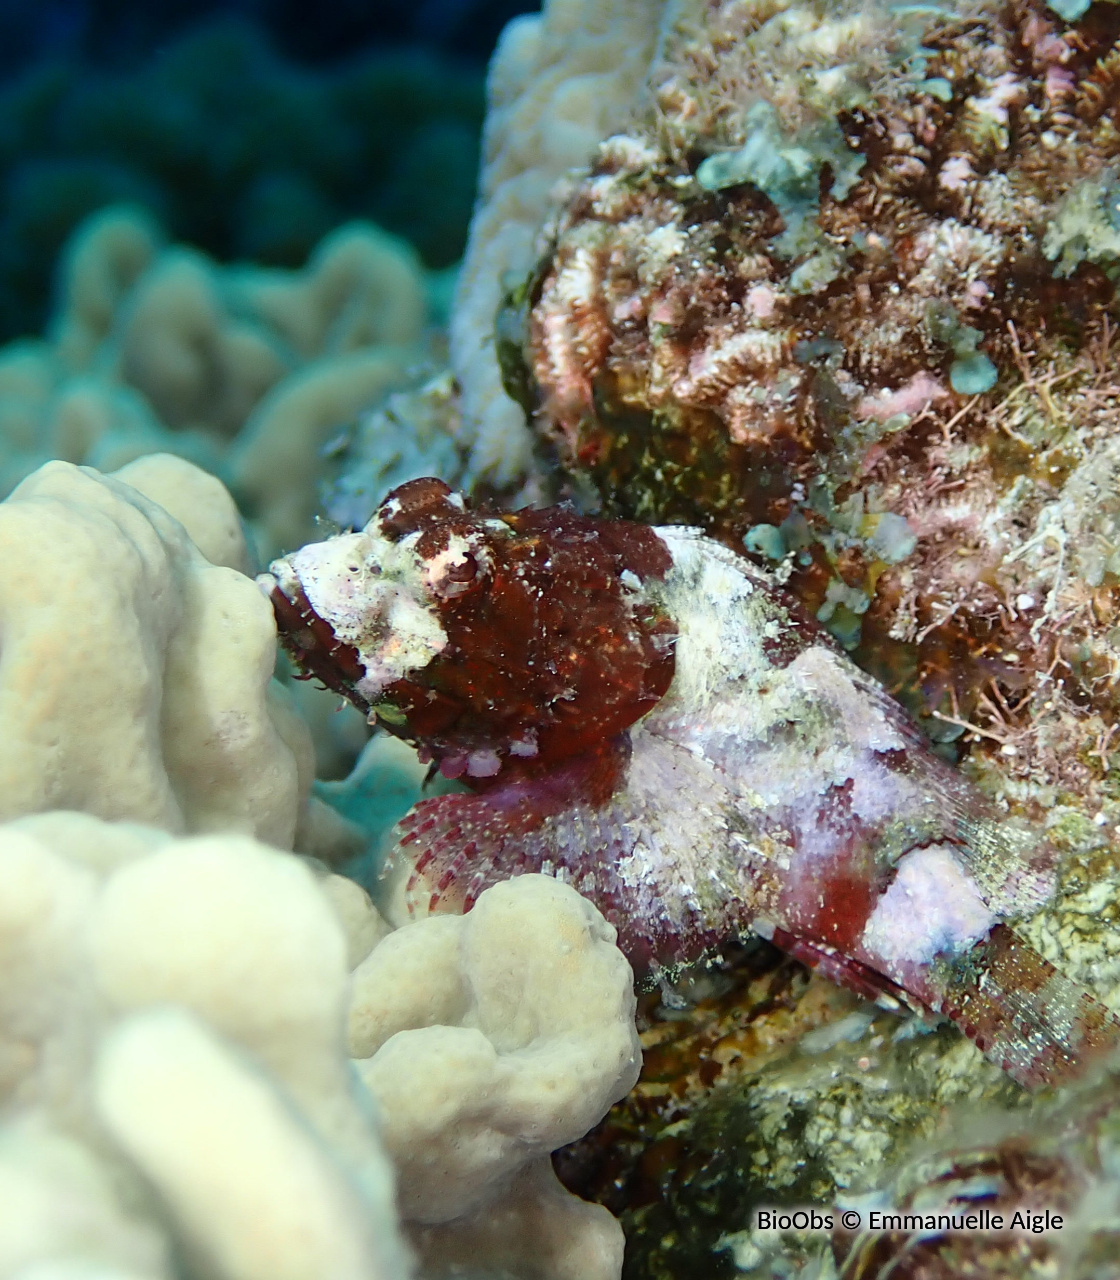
0,203,435,561
351,873,642,1279
0,454,345,855
0,16,660,1277
0,451,640,1280
0,808,639,1280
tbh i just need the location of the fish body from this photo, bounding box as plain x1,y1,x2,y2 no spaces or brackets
262,479,1120,1089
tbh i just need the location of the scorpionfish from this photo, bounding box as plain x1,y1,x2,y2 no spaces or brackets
261,478,1120,1090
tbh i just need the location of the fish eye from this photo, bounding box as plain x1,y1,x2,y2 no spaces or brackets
434,551,487,600
445,554,479,582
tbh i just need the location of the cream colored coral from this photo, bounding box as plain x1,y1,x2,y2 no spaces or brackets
415,1159,627,1280
0,814,639,1280
97,1011,390,1280
90,838,351,1114
51,206,162,373
0,1115,172,1278
350,874,642,1280
225,222,427,360
0,457,336,854
47,378,182,480
227,347,413,555
115,248,288,436
0,811,409,1280
0,342,55,457
112,452,251,574
452,0,668,485
90,835,399,1279
0,206,431,562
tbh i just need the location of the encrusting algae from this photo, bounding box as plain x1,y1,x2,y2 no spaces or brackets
501,0,1120,769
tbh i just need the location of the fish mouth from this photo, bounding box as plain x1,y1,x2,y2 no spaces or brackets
258,570,372,714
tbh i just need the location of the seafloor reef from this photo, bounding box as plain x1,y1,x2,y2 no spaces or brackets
5,0,1120,1278
459,0,1120,1273
503,0,1120,751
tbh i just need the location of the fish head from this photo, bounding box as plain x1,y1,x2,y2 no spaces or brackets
261,477,677,780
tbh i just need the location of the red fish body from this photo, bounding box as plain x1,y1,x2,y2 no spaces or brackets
262,479,1120,1090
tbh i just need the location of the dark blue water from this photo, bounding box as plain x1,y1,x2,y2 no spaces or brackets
0,0,537,70
0,0,539,341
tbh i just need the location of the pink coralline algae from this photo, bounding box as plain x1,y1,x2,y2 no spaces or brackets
262,479,1120,1091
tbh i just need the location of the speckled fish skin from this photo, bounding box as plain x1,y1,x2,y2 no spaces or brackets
261,480,1120,1091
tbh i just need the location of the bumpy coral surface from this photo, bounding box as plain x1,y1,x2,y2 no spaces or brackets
0,203,432,558
0,456,348,856
350,872,642,1279
0,811,409,1280
0,812,639,1280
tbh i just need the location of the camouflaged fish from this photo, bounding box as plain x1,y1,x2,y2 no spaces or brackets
261,478,1120,1090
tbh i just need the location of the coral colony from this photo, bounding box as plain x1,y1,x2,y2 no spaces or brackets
491,0,1120,758
264,478,1120,1089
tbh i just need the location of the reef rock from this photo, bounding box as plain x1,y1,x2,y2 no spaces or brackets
501,0,1120,770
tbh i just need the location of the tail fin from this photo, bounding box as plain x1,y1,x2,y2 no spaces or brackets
922,925,1120,1090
